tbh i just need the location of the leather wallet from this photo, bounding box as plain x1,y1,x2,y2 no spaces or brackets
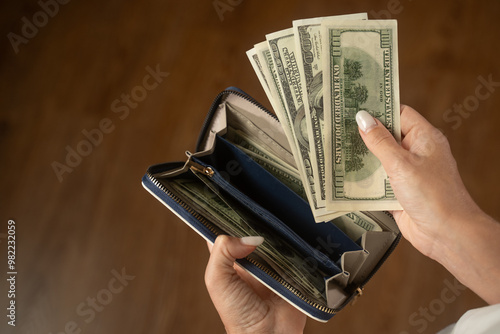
142,87,401,322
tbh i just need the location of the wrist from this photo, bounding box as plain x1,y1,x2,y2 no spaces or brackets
431,206,486,266
431,210,500,304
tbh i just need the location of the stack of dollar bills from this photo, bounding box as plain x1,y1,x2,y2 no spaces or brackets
247,13,402,223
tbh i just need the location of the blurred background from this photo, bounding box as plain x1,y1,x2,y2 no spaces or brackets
1,0,499,333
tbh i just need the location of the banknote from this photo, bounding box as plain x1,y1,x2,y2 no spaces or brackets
331,211,382,241
250,43,306,180
225,127,307,199
322,20,401,211
225,103,297,167
266,28,351,222
293,13,368,206
246,48,273,107
169,176,329,304
225,127,299,176
253,41,292,135
266,28,313,202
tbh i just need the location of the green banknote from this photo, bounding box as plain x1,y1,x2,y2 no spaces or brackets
168,176,329,304
266,28,347,222
322,20,402,211
293,13,368,205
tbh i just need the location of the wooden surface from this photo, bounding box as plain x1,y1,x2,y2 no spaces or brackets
1,0,499,333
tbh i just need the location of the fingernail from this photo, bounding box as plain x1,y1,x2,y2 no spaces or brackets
240,236,264,247
356,110,377,134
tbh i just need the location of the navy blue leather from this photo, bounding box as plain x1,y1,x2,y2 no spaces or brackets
142,172,218,244
142,89,401,322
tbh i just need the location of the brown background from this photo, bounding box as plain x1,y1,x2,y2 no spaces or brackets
1,0,499,333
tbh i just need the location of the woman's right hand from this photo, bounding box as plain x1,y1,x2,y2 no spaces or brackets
356,106,500,304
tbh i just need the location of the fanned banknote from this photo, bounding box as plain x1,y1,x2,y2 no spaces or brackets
266,29,349,222
292,13,367,206
322,20,402,211
246,15,401,219
249,40,347,222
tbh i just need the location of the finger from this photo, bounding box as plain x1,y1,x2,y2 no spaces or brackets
399,105,449,154
205,235,264,293
233,264,273,299
400,105,435,137
356,110,408,175
389,210,403,222
207,240,213,253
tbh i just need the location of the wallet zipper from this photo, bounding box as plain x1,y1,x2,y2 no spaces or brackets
150,89,401,316
145,169,338,315
146,171,220,236
188,160,214,177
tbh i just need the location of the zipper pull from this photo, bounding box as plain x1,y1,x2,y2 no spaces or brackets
186,158,214,177
351,287,364,306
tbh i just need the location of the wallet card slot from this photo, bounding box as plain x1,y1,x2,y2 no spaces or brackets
351,231,397,285
197,135,362,263
325,273,350,309
338,250,369,285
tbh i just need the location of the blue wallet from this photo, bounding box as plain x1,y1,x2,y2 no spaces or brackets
142,88,401,322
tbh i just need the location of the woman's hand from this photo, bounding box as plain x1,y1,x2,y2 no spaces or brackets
356,106,500,304
356,105,480,258
205,235,307,334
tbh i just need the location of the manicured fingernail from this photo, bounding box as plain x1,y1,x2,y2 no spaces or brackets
356,110,377,134
240,236,264,246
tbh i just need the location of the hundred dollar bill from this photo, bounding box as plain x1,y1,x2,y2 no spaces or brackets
252,42,324,207
266,28,348,222
331,211,382,241
226,127,299,176
265,29,319,210
253,42,295,146
225,127,307,199
238,146,308,201
246,48,273,107
169,177,329,303
293,13,368,206
226,103,297,167
322,20,402,211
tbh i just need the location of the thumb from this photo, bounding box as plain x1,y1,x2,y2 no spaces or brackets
356,110,405,175
205,235,264,293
